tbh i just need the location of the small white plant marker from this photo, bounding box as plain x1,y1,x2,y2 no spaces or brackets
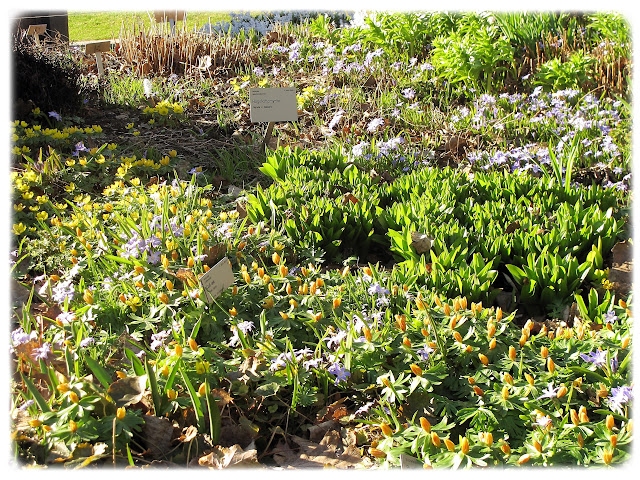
26,24,47,46
85,41,111,77
249,87,298,150
199,257,235,303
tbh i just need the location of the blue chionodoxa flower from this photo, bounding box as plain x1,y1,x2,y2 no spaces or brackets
327,362,351,385
580,349,608,368
603,310,618,324
607,385,633,413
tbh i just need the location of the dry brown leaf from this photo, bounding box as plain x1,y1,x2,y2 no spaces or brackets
272,434,361,469
411,231,434,254
140,414,174,459
195,442,259,469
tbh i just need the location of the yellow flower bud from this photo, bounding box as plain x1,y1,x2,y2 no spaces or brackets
603,448,613,465
547,357,555,373
69,392,79,403
610,434,618,448
557,385,568,398
517,453,531,465
188,337,198,351
453,331,463,343
380,423,393,437
473,386,484,396
489,338,497,350
577,432,584,448
501,385,510,400
570,409,580,426
229,307,238,316
485,432,493,446
369,447,386,458
503,373,514,385
158,292,169,304
487,322,496,338
198,383,207,396
496,307,503,321
410,364,423,377
57,383,70,393
69,419,78,433
28,419,42,428
621,336,630,349
272,252,281,265
540,346,549,359
501,442,511,455
509,345,517,361
525,373,535,385
116,371,127,379
443,303,451,316
460,436,470,454
332,298,342,310
403,337,412,348
167,389,178,400
364,326,372,342
116,407,126,420
174,345,183,357
533,438,542,452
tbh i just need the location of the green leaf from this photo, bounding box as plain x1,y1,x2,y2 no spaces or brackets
85,356,112,389
20,372,51,413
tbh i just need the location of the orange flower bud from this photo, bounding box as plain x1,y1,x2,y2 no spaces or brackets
517,453,531,465
369,448,386,458
381,423,393,437
332,298,342,310
69,419,78,433
396,315,407,332
434,296,442,307
577,432,584,448
167,389,178,400
158,292,169,304
279,265,288,277
421,328,429,337
489,338,497,350
69,392,79,403
478,353,489,366
50,274,60,282
285,283,293,295
198,383,207,396
410,364,423,377
519,334,528,347
501,442,511,455
540,346,549,359
496,307,503,321
525,373,535,385
443,303,451,316
174,345,183,357
610,434,618,448
533,439,542,452
453,331,463,343
279,311,289,320
453,298,461,312
547,357,555,373
473,386,484,396
116,371,127,379
28,419,42,428
503,373,514,385
603,448,613,465
420,417,431,433
509,346,517,361
188,337,198,351
289,299,298,308
487,322,496,338
606,415,615,431
171,250,178,261
501,385,510,400
449,316,457,329
468,376,476,385
557,385,568,398
272,252,281,265
364,326,372,342
570,409,580,426
116,407,126,420
431,432,441,447
403,337,412,348
465,345,473,353
622,336,630,349
444,438,456,452
460,296,468,310
485,432,493,446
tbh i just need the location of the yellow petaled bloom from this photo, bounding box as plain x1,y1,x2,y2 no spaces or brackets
69,392,79,403
57,383,70,393
509,346,517,361
444,438,456,452
460,436,470,455
229,307,238,316
431,432,441,447
381,423,393,437
116,407,126,420
332,298,342,310
195,361,209,374
410,364,423,377
263,297,274,309
69,420,78,433
290,299,298,308
420,417,431,433
13,223,26,235
606,415,615,431
279,265,288,277
158,293,169,304
161,365,170,376
116,371,127,379
167,389,178,400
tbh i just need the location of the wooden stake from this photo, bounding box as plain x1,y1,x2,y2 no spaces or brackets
85,41,111,78
262,121,275,152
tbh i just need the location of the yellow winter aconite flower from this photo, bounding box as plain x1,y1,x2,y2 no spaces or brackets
420,417,431,433
410,364,423,377
167,389,178,400
174,345,183,357
380,423,393,437
116,407,126,420
13,223,26,235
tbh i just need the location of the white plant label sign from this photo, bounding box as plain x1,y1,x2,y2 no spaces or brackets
249,88,298,123
200,257,235,303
